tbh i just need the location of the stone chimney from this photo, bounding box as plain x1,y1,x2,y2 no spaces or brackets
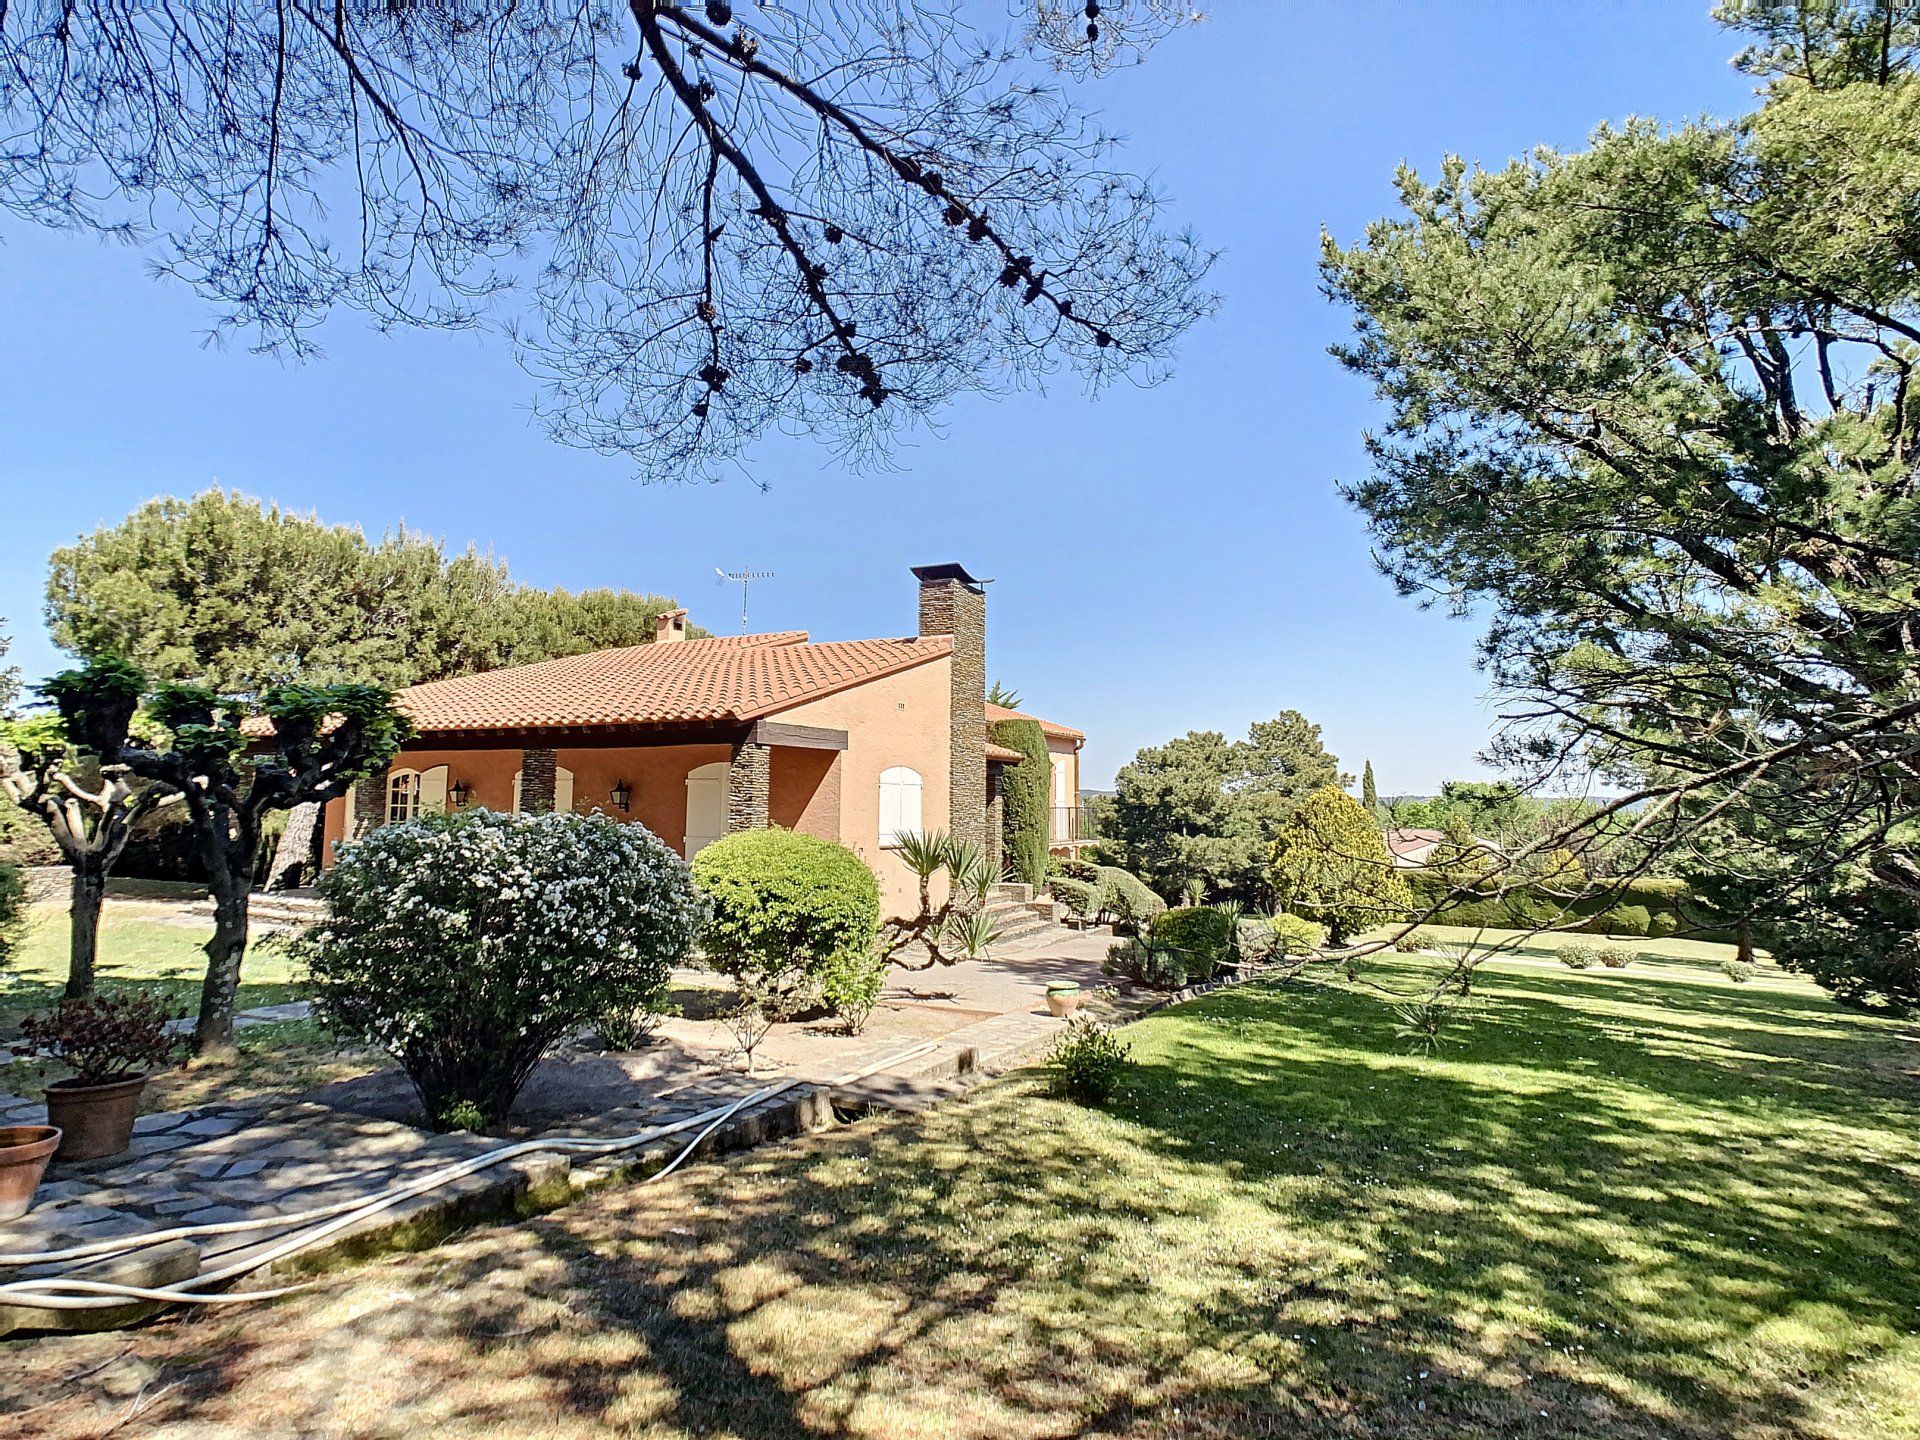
912,564,988,851
654,607,689,644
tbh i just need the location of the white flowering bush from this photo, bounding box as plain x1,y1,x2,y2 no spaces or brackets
303,810,702,1128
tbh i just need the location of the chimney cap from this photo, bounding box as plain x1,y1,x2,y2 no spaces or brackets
911,563,987,594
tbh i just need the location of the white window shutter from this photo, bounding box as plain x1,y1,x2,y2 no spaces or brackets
879,767,922,847
419,766,449,815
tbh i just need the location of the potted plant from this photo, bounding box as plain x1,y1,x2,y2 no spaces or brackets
21,990,182,1161
1045,980,1082,1018
0,1125,63,1220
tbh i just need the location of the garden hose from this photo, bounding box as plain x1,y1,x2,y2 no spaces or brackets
0,1039,942,1314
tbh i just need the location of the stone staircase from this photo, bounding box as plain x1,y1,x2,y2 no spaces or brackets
182,888,328,930
982,882,1073,951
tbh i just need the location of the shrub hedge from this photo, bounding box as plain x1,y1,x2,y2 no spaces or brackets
691,827,883,1021
1154,906,1234,983
1097,866,1165,931
0,859,26,964
1405,872,1724,939
1049,876,1102,923
1268,912,1328,956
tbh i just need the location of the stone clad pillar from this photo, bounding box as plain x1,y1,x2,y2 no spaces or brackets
519,748,558,814
913,564,988,852
350,772,388,838
727,739,771,832
985,769,1005,876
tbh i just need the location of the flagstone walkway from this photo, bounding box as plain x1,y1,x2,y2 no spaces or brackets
0,930,1121,1335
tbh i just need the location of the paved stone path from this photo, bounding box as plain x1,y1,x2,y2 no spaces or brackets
0,930,1125,1334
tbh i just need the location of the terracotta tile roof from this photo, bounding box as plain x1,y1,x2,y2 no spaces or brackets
396,633,950,735
984,741,1026,764
984,701,1083,741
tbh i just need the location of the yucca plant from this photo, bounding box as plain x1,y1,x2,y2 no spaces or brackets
948,908,1005,960
944,837,996,910
881,831,1005,970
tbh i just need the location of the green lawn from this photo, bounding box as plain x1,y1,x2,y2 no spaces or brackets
8,948,1915,1438
0,901,379,1111
0,900,308,1024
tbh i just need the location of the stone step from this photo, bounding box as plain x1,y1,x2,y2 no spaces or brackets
183,893,328,927
988,881,1033,903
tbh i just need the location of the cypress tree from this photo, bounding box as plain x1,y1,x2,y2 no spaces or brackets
993,716,1051,888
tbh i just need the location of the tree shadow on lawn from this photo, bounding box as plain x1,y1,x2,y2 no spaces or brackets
1106,973,1920,1435
12,1084,1742,1440
12,969,1914,1439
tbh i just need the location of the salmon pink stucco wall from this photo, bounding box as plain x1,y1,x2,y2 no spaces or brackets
770,747,841,840
321,741,736,863
777,654,952,916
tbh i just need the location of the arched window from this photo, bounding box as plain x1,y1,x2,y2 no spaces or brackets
878,766,923,848
384,766,447,825
386,770,422,824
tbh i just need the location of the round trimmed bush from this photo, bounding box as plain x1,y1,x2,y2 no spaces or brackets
304,810,700,1129
1049,876,1102,924
1154,906,1234,983
1268,912,1327,957
1096,865,1164,932
691,827,882,1019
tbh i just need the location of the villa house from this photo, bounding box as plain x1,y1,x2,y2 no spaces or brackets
320,564,1087,914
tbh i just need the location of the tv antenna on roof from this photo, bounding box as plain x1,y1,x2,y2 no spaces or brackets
715,568,774,632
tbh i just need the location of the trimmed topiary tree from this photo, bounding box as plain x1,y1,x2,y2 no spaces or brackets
692,827,883,1020
1095,864,1164,932
1050,876,1102,925
303,810,700,1128
993,715,1051,888
1269,785,1411,945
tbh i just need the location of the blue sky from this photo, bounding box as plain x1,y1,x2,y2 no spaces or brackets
0,2,1754,791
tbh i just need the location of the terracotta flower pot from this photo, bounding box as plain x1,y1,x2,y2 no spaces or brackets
1045,983,1082,1019
0,1126,62,1220
45,1075,147,1162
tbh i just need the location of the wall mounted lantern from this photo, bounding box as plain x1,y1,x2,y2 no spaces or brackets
610,780,634,811
448,779,473,809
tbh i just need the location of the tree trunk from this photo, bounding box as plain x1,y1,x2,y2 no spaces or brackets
1735,916,1755,967
264,801,320,891
66,864,107,1000
195,866,251,1056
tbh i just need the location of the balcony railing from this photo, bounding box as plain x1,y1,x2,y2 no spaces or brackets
1050,806,1097,844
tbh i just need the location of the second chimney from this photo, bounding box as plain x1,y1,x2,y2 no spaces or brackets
654,608,689,644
